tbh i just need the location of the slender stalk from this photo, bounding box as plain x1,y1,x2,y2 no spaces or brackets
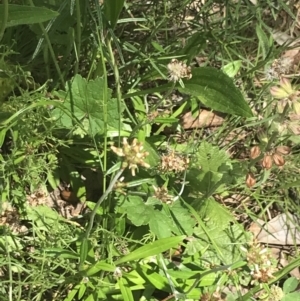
0,0,8,42
74,0,82,75
28,0,65,87
83,168,124,243
107,38,122,146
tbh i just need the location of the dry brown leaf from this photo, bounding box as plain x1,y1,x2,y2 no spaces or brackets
180,109,224,129
249,213,300,245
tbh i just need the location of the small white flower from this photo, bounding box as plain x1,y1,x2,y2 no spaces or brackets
113,267,122,278
167,59,192,82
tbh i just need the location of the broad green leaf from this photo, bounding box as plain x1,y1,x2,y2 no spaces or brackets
283,277,298,294
222,60,242,78
80,238,88,266
51,75,123,137
118,277,134,301
86,261,116,277
119,195,153,226
148,209,177,238
122,270,146,285
143,139,160,167
137,265,171,291
114,235,185,265
194,209,248,264
282,292,300,301
126,178,155,187
119,195,175,238
0,128,8,147
170,200,196,236
187,141,233,197
104,0,125,29
78,283,86,300
85,293,96,301
0,4,59,27
197,198,233,231
185,237,207,255
44,248,79,259
86,201,104,215
26,205,61,230
151,41,165,53
153,117,178,123
0,235,23,252
180,67,253,117
64,286,79,301
47,169,60,190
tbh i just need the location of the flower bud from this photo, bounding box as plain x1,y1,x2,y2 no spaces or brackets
292,101,300,115
275,146,291,156
272,153,285,167
250,146,261,159
262,155,273,170
257,131,268,144
270,86,284,98
246,173,256,188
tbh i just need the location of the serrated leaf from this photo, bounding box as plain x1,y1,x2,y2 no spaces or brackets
185,237,206,255
0,4,59,27
149,209,175,238
187,141,233,196
198,198,233,231
119,195,153,226
194,205,248,263
179,67,253,117
26,205,61,230
51,75,123,136
170,200,196,236
119,196,175,238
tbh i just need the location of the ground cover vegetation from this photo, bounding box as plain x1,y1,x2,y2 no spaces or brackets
0,0,300,300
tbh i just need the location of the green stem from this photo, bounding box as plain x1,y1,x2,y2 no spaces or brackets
28,0,64,87
107,37,122,146
81,168,124,250
0,0,8,42
74,0,82,75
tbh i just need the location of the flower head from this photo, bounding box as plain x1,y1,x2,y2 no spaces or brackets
270,77,295,99
270,78,300,114
167,59,192,82
111,138,150,176
160,151,189,173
